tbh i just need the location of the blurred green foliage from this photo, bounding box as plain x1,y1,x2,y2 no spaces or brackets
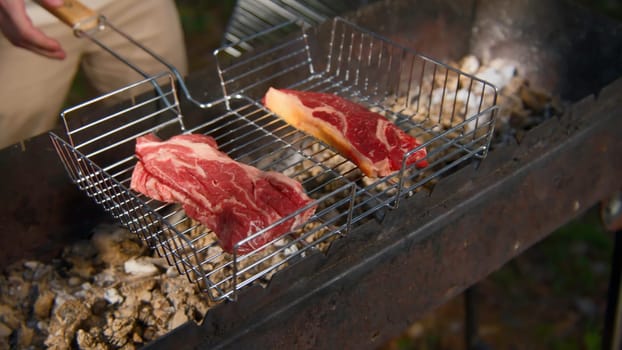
176,0,237,35
575,0,622,20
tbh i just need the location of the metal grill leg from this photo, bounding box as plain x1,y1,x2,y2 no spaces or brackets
603,231,622,350
601,192,622,350
464,286,491,350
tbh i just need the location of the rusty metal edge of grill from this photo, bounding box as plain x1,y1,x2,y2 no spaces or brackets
47,17,499,302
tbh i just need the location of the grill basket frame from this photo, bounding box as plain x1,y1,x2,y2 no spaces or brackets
49,17,498,301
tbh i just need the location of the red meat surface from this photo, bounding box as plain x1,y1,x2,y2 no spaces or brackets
263,88,428,177
130,133,316,255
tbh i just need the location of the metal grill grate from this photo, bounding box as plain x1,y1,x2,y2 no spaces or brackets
216,18,499,208
50,18,498,301
222,0,359,51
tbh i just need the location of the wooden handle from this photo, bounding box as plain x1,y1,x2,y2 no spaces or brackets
35,0,98,31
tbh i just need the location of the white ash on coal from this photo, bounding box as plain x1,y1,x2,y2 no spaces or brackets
0,224,213,350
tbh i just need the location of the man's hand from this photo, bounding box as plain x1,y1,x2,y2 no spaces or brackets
0,0,66,59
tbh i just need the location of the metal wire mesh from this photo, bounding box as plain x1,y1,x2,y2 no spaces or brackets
216,17,499,208
222,0,359,51
50,17,497,301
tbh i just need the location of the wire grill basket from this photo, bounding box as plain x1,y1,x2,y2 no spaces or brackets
50,17,498,301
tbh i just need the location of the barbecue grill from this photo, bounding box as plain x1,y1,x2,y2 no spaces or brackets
1,0,621,348
50,16,498,302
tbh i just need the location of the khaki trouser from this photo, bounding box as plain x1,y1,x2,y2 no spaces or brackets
0,0,188,149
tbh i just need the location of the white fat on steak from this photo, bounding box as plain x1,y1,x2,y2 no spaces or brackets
263,87,428,177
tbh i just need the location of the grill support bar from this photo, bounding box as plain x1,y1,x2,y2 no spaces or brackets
602,192,622,350
603,231,622,350
145,78,622,350
464,286,486,350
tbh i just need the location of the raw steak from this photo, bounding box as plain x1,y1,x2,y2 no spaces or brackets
130,133,316,255
263,88,428,177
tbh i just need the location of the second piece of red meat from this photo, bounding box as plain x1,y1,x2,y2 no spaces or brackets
263,88,428,178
